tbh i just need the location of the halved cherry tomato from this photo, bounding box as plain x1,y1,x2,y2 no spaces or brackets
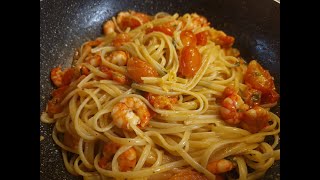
196,31,208,46
180,30,197,47
244,60,275,94
179,46,202,78
127,57,159,83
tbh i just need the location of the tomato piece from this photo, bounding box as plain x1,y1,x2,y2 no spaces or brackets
244,60,275,94
146,26,174,36
180,30,197,47
261,89,279,104
196,31,208,46
242,87,262,107
127,57,159,83
178,46,202,78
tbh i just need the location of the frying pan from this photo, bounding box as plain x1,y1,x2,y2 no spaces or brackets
40,0,280,179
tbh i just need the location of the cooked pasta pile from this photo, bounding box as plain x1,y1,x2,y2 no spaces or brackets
41,11,280,180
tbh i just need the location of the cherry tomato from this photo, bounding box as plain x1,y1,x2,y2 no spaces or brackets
179,46,202,78
244,60,275,94
180,30,197,47
196,31,208,46
127,57,159,83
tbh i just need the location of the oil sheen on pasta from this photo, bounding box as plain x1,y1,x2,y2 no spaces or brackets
41,11,280,180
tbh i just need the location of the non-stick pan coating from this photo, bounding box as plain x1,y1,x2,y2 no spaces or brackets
40,0,279,179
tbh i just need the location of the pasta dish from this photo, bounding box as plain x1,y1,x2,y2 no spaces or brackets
41,11,280,180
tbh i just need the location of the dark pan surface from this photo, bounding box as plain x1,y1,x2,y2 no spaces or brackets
40,0,279,179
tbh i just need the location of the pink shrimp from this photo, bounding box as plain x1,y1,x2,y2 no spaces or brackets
103,20,115,35
51,67,76,87
50,67,64,87
109,50,128,66
111,97,151,130
206,159,235,174
98,142,137,172
219,87,249,125
240,106,270,133
85,54,102,67
145,92,178,110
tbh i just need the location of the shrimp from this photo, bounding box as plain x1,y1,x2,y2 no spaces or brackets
118,147,137,172
99,65,130,84
168,169,208,180
117,11,150,30
111,97,151,130
99,142,137,172
145,92,178,110
219,87,249,125
240,106,270,133
51,66,76,87
206,159,234,174
209,30,235,48
85,54,102,67
51,67,64,87
109,50,128,66
103,20,115,35
223,48,240,57
112,33,131,47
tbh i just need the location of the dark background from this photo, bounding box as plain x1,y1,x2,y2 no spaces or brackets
40,0,279,179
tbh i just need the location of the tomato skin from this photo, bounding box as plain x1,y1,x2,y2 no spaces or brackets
180,30,197,47
178,46,202,78
146,26,174,36
196,31,208,46
244,60,275,94
127,57,159,83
